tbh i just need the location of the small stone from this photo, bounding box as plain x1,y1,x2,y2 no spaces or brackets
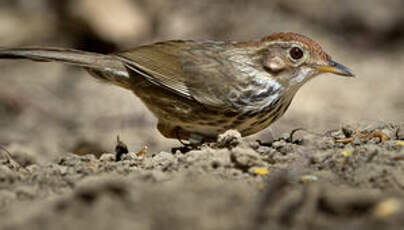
329,129,345,139
151,152,176,170
279,133,290,140
381,129,394,140
368,137,381,145
26,164,40,174
121,152,138,161
58,166,68,175
230,147,264,170
0,165,17,185
11,151,36,167
277,143,294,154
100,153,116,162
334,143,345,148
217,130,242,149
80,154,97,162
0,147,22,171
58,154,82,166
272,140,287,149
397,126,404,140
352,137,362,145
342,126,354,137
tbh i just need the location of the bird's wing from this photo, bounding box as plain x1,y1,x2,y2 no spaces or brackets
116,40,238,108
116,41,193,100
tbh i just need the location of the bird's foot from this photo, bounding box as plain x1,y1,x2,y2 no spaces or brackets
172,133,207,154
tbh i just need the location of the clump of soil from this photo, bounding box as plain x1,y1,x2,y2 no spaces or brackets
1,123,404,230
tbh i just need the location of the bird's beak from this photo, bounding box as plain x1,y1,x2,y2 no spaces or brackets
316,60,355,77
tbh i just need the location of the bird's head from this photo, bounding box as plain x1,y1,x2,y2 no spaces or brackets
258,32,354,87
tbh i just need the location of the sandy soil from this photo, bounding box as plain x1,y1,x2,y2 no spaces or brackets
2,124,404,230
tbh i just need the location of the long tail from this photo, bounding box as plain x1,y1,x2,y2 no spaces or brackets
0,47,131,89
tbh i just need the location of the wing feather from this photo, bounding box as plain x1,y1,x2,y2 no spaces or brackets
116,41,193,99
116,40,260,109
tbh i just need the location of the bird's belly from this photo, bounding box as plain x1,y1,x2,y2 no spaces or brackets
133,83,293,139
212,95,293,137
177,98,289,138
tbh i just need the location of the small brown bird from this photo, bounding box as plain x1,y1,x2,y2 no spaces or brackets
0,32,354,143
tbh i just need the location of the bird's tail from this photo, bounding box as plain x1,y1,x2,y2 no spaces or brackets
0,47,131,89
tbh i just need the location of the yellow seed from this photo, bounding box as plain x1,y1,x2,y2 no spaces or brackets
373,198,401,219
300,175,318,184
254,167,269,176
341,150,351,157
395,141,404,146
88,163,95,171
258,183,265,191
136,146,148,157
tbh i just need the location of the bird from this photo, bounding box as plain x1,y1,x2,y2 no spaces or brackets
0,32,354,144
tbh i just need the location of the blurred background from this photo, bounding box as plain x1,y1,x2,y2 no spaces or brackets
0,0,403,162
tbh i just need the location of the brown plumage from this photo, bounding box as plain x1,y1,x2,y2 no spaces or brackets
0,32,354,143
261,32,331,61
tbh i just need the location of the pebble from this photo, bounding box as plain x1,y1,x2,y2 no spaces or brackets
381,128,394,140
272,140,287,149
100,153,116,162
342,126,354,137
217,130,242,149
231,147,264,169
121,152,139,161
397,126,404,140
352,137,362,145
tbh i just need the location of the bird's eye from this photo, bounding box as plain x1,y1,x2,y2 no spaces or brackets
289,47,304,61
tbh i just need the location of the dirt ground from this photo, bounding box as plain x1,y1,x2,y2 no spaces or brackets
1,1,404,229
2,124,404,230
